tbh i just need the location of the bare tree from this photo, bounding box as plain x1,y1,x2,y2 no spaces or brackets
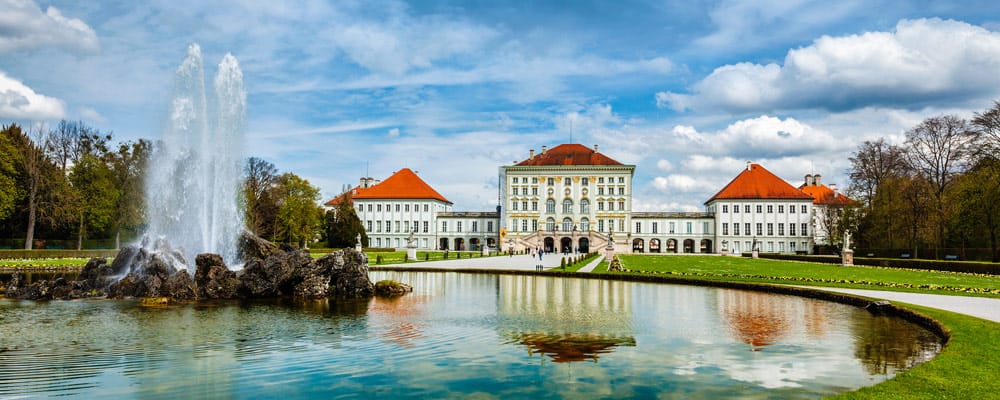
849,139,906,208
905,115,977,256
973,100,1000,160
243,157,278,236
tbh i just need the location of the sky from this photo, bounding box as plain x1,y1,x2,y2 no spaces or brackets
2,0,1000,212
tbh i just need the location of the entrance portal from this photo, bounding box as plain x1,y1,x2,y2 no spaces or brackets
578,238,590,253
544,237,555,253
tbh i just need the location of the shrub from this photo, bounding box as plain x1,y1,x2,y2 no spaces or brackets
375,255,383,264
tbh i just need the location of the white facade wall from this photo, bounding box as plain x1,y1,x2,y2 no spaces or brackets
709,199,814,254
436,212,500,251
630,213,715,253
355,198,451,249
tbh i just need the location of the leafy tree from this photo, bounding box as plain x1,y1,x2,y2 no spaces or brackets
243,157,279,237
109,139,151,248
69,154,118,250
325,195,368,249
274,173,323,248
0,125,22,222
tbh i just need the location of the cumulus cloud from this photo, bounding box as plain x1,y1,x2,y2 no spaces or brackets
0,71,65,120
660,18,1000,113
388,127,400,137
0,0,100,54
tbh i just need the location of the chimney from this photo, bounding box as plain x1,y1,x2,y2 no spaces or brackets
814,174,822,186
829,183,838,192
542,145,547,154
804,174,813,186
746,161,752,171
594,144,599,151
529,149,535,158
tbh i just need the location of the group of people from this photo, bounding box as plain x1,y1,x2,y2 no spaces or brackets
529,247,544,260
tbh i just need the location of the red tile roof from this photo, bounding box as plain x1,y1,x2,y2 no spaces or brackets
706,163,814,204
324,168,451,206
798,183,854,206
515,143,623,166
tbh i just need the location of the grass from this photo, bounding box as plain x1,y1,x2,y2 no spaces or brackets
0,258,98,268
615,254,1000,298
309,250,491,264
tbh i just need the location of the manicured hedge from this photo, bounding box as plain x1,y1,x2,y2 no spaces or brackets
749,252,1000,275
0,249,119,260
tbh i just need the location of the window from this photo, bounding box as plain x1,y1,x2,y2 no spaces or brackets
423,221,429,233
546,199,556,213
598,177,604,183
608,202,614,211
669,222,675,233
522,220,528,231
581,218,590,231
366,221,372,231
562,199,573,213
703,222,709,233
513,187,519,195
767,205,773,213
790,205,795,213
582,177,589,186
618,177,625,183
385,220,390,232
618,187,625,195
767,242,774,252
744,223,750,236
722,205,728,213
733,204,739,213
395,204,400,212
767,223,773,235
532,188,538,196
358,205,363,213
376,221,382,233
580,199,590,213
404,221,410,232
722,223,729,235
512,201,518,211
531,219,537,231
801,205,807,213
733,223,740,235
778,205,784,213
532,201,538,211
367,204,372,212
472,221,478,232
745,205,751,213
441,221,447,232
789,223,796,236
686,222,692,234
756,223,763,236
487,221,493,232
779,242,785,253
652,222,658,234
562,218,572,231
598,187,604,195
635,222,642,233
609,219,615,232
424,204,429,212
801,223,808,236
377,204,382,212
404,204,410,212
522,201,528,211
778,224,784,236
511,219,517,232
547,178,554,186
546,218,555,231
376,238,382,247
457,222,463,232
756,205,762,213
532,177,538,184
618,220,625,232
618,201,625,211
790,242,796,252
598,202,605,211
598,220,604,232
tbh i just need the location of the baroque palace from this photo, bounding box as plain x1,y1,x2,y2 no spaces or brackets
325,143,850,254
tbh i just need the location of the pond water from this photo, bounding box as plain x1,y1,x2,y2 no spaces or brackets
0,271,942,399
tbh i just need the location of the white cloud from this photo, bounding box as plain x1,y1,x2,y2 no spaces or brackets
656,159,673,171
0,71,65,120
0,0,100,54
77,106,105,123
388,128,400,137
661,18,1000,113
651,174,718,193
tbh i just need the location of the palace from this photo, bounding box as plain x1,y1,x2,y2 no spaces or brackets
325,143,850,254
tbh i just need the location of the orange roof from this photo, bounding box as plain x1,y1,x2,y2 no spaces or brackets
515,143,623,166
325,168,450,205
798,183,854,206
706,163,814,204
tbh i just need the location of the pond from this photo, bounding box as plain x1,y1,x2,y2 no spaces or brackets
0,271,942,399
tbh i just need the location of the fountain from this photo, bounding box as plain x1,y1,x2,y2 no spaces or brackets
144,43,246,270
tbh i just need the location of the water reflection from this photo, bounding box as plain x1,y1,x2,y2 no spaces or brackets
0,272,943,399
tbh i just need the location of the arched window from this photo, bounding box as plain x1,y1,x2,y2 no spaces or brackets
580,199,590,213
546,199,556,213
580,218,590,231
562,218,573,232
562,198,573,213
546,217,556,231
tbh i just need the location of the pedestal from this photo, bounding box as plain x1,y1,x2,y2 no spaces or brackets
721,249,729,256
842,249,854,266
407,247,417,261
481,246,489,256
751,249,759,259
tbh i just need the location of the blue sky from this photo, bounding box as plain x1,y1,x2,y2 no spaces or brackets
3,0,1000,211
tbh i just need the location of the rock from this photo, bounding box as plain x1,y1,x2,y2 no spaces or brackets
5,272,22,295
293,274,329,298
374,280,413,297
324,249,374,298
194,253,241,299
107,250,180,299
238,230,277,262
165,271,197,300
239,247,313,297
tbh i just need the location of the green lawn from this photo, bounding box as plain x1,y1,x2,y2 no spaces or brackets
310,250,492,264
615,255,1000,298
0,258,97,268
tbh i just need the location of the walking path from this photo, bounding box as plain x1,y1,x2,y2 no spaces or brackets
382,255,1000,323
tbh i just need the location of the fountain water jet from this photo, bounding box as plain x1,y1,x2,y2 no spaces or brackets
143,44,246,270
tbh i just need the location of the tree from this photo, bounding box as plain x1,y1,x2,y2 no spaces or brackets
243,157,279,236
68,154,118,250
0,125,22,222
325,196,368,249
848,139,906,250
274,173,323,248
973,100,1000,159
109,139,151,249
904,115,977,257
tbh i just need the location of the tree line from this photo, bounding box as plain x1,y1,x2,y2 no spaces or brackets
1,121,364,250
847,101,1000,262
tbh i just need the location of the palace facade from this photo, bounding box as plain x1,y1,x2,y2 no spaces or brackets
325,143,851,254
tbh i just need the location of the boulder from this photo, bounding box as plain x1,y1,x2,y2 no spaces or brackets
107,250,181,299
374,280,413,297
165,270,197,300
238,230,277,262
324,249,374,298
194,253,241,299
